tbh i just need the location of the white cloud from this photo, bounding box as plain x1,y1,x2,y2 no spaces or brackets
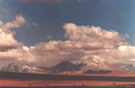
4,16,25,29
27,23,133,66
0,16,28,66
118,46,135,60
0,16,25,52
0,19,135,68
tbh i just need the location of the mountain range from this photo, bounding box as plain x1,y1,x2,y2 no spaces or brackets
0,55,134,74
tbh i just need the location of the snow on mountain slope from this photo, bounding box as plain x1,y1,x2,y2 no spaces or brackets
80,55,112,72
1,63,43,73
0,56,131,74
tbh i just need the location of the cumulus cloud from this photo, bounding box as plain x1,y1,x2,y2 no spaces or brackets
118,46,135,61
64,23,129,49
0,16,28,66
3,16,25,29
0,18,135,67
27,23,133,66
0,16,25,52
23,0,61,4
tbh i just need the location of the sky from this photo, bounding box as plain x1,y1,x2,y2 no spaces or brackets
0,0,135,67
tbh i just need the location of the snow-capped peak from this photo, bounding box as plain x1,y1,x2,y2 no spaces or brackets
81,55,111,71
82,55,105,65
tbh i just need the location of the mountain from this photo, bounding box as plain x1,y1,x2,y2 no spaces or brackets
44,56,113,73
0,56,114,74
49,61,82,73
21,65,44,73
1,63,43,73
1,63,20,72
80,55,112,72
126,64,135,71
120,64,135,72
0,56,131,74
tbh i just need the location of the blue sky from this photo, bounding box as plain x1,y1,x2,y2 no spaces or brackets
0,0,135,46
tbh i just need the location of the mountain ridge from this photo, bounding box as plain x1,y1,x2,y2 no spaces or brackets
0,56,133,74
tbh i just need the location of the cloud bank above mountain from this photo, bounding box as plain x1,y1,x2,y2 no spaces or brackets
0,16,134,67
